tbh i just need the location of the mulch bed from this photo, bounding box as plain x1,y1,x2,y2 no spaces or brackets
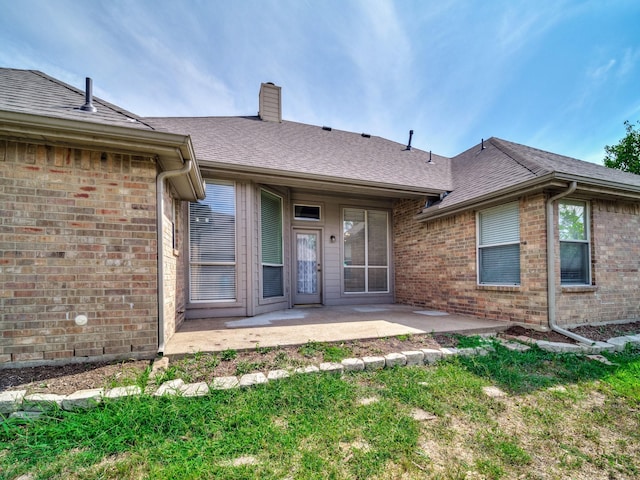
1,321,638,396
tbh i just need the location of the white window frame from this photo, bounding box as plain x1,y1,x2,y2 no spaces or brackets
342,208,390,294
477,202,521,286
559,199,591,285
188,180,237,303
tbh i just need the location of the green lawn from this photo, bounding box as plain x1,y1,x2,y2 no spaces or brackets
1,342,639,479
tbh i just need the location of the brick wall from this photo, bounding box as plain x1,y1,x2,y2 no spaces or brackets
393,194,548,326
0,140,158,366
160,186,186,346
556,199,640,326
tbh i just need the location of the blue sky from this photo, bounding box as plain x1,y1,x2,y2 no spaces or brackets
1,0,639,163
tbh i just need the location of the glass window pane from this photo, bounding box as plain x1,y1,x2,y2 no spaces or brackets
560,242,589,284
367,211,388,266
261,190,283,264
190,265,236,301
344,209,366,266
479,244,520,284
368,268,388,292
294,205,321,221
344,267,365,292
263,266,284,298
479,202,519,246
559,201,586,241
189,183,235,263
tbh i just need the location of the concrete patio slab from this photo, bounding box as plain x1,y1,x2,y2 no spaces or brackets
164,304,510,359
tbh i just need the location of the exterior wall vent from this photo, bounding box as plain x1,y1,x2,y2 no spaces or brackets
258,82,282,122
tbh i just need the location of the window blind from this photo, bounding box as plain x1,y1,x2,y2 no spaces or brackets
478,202,520,285
261,190,284,298
189,181,236,302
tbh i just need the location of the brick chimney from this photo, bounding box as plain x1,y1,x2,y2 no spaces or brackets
258,82,282,122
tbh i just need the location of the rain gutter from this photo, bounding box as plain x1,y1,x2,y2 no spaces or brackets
546,181,596,345
156,151,194,355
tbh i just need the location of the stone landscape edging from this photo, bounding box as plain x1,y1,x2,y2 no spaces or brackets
2,334,639,421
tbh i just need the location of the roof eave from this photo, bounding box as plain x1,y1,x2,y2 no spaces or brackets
415,174,563,222
0,110,205,201
201,162,446,199
416,171,640,222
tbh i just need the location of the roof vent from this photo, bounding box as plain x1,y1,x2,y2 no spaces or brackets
361,133,371,138
427,151,434,164
322,126,332,131
258,82,282,122
405,129,414,151
80,77,97,113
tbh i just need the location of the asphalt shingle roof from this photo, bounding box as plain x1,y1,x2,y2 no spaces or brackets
432,137,640,211
146,116,452,193
0,68,154,130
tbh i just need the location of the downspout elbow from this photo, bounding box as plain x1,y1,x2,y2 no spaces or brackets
156,152,194,355
546,181,595,345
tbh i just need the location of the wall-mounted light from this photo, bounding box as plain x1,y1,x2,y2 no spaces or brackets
330,235,336,243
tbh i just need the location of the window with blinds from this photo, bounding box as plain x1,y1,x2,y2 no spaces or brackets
559,200,591,284
261,189,284,298
189,181,236,302
343,208,389,293
477,202,520,285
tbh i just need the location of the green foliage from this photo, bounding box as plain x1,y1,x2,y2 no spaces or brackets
298,341,352,362
604,120,640,174
221,349,238,361
1,346,639,479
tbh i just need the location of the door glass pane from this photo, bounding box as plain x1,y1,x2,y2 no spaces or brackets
296,233,317,294
343,209,365,266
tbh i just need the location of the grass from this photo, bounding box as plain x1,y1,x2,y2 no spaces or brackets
298,341,352,362
1,343,638,479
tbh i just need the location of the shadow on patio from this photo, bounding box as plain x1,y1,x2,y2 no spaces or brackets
164,304,511,358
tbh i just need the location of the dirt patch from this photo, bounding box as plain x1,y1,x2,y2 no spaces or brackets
0,360,152,396
571,320,640,342
503,326,577,343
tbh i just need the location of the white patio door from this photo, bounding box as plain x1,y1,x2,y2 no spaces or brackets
293,229,322,304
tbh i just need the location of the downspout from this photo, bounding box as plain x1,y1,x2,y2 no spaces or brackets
156,152,193,355
546,181,595,345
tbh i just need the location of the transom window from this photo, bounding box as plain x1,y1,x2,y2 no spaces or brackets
294,204,321,221
559,200,591,285
189,180,236,302
343,208,389,293
477,202,521,285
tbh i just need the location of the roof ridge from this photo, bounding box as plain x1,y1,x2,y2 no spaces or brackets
29,70,156,131
489,137,553,177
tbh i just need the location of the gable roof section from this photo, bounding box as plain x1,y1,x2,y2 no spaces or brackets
0,68,204,201
146,116,452,198
417,137,640,220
